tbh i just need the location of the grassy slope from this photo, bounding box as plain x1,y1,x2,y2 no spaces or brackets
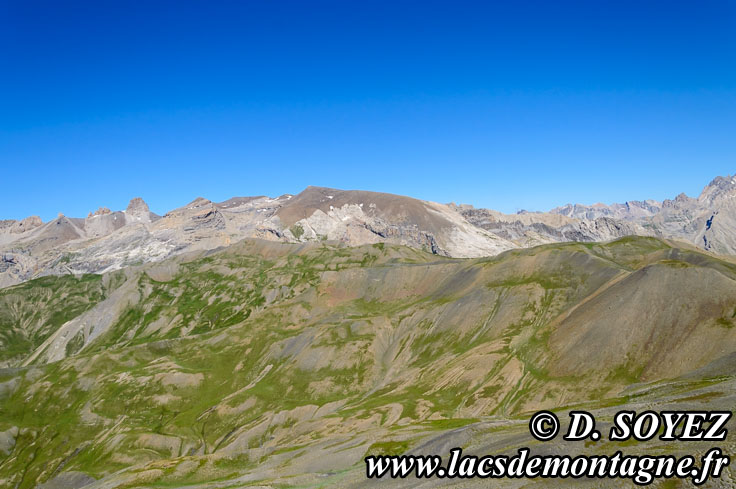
0,237,735,487
0,271,125,366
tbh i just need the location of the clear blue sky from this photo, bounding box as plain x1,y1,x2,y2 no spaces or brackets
1,1,735,221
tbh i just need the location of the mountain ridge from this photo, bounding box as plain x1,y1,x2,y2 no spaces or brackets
1,174,735,288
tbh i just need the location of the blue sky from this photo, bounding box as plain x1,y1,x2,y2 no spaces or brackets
1,1,735,221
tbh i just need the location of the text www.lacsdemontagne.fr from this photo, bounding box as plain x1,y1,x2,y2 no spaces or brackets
365,447,729,485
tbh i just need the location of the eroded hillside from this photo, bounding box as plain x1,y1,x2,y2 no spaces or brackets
1,237,736,488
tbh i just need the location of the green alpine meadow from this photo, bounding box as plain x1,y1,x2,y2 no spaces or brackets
2,235,736,487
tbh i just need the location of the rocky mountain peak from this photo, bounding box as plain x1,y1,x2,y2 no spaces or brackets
707,175,735,189
87,207,112,218
126,197,150,214
699,175,736,205
187,197,212,208
125,197,153,224
661,193,694,208
6,216,43,234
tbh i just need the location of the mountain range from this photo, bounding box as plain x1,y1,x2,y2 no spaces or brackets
2,175,735,289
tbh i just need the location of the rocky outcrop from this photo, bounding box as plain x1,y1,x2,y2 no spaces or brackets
0,216,43,235
84,209,126,238
125,197,156,224
88,207,111,217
